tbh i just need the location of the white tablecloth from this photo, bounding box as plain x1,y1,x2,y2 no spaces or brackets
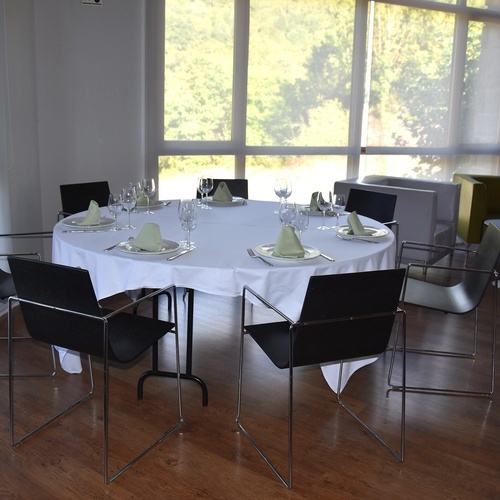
52,200,396,391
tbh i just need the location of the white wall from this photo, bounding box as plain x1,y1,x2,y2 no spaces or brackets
1,0,146,258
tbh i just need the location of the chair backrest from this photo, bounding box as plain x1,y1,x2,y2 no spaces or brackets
196,179,248,199
0,268,16,300
291,268,406,367
8,257,105,357
60,181,111,215
345,188,397,224
462,222,500,306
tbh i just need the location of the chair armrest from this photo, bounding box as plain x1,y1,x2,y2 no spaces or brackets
0,231,52,239
102,285,177,319
242,285,295,325
398,239,474,267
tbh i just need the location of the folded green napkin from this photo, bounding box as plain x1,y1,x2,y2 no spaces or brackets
132,223,163,252
309,191,325,211
76,200,101,226
272,225,305,258
136,193,148,206
347,211,370,236
212,182,233,202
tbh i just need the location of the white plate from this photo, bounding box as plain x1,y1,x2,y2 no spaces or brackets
333,225,389,238
117,239,180,255
255,243,320,261
62,217,115,229
206,196,246,207
134,200,165,210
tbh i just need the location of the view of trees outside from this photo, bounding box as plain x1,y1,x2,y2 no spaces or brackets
158,0,500,202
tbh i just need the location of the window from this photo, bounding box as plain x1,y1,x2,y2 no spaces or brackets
148,0,500,202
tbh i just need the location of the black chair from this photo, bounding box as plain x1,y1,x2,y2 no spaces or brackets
236,269,407,488
390,222,500,396
58,180,111,220
195,178,248,199
1,249,57,377
345,188,399,263
7,257,183,483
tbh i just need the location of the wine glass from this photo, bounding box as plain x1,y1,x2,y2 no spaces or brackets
294,206,309,242
274,178,291,213
107,193,122,231
279,201,296,226
178,199,198,249
121,185,137,229
331,193,346,229
133,180,143,212
142,178,156,215
198,176,213,209
316,191,332,230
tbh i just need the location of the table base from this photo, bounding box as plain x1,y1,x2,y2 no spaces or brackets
137,288,208,406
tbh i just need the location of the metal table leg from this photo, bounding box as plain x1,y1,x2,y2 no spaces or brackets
137,288,208,406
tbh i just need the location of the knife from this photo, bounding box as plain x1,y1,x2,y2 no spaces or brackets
320,253,335,261
62,230,110,233
167,248,193,261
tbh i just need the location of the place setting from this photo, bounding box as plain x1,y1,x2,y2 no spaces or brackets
103,198,198,260
333,211,388,243
61,200,115,232
250,204,334,265
201,177,246,207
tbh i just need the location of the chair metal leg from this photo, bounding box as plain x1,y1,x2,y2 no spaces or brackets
9,354,94,446
235,324,293,488
389,290,496,396
104,293,184,483
1,340,57,378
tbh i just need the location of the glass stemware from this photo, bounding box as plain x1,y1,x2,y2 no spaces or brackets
198,176,213,209
294,206,309,241
133,181,143,213
316,191,332,230
142,178,156,215
274,178,291,213
108,193,123,231
121,185,137,229
331,193,346,229
279,201,296,226
178,199,198,249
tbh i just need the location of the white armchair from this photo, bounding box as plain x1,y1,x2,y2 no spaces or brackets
334,175,461,262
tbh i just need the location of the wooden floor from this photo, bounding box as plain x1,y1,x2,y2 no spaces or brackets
1,276,499,499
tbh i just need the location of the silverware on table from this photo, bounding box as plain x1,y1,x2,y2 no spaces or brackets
247,248,273,266
62,229,110,233
167,248,193,260
320,253,335,261
104,236,133,252
336,234,379,244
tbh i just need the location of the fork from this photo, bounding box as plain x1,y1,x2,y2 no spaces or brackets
247,248,273,266
336,234,379,244
104,236,133,252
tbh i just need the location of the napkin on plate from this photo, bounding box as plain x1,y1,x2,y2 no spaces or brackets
272,225,305,258
132,223,163,252
347,211,371,236
136,193,149,206
212,182,233,202
309,191,325,211
76,200,101,226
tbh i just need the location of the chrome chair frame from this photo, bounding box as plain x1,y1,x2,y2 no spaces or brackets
236,272,406,489
390,224,499,396
8,271,183,483
1,237,56,377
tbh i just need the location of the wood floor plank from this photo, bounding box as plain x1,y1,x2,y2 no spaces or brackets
0,277,499,498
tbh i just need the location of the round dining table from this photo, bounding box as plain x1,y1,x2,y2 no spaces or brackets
52,199,396,396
